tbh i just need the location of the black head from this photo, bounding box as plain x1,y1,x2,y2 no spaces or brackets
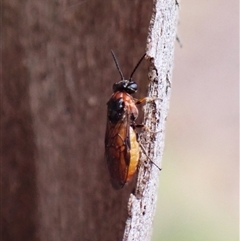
112,80,137,94
111,50,146,94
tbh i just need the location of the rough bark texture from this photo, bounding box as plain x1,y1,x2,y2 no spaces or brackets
123,1,179,240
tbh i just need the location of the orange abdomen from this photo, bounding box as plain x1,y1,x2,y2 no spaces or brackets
126,127,140,182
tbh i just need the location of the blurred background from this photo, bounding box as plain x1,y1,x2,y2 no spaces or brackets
2,0,238,241
152,1,239,241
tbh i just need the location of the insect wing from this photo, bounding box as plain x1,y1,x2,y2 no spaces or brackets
105,116,131,189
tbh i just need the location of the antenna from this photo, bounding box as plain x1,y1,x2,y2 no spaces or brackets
111,50,124,80
129,53,146,80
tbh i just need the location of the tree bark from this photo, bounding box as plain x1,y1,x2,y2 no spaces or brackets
2,1,178,240
2,1,157,241
123,1,179,240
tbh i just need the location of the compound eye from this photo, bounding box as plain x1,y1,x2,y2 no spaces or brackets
126,81,137,94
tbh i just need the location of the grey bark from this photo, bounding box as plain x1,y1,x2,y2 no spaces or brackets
123,1,179,240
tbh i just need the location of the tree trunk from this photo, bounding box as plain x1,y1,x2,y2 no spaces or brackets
2,0,178,240
123,0,179,240
2,1,154,241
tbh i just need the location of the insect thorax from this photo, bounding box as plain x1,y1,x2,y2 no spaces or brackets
107,98,125,124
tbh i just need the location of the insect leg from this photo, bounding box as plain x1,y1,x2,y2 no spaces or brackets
134,124,161,134
139,142,162,171
134,97,162,105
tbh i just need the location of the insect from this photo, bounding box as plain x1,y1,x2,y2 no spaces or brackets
105,51,150,189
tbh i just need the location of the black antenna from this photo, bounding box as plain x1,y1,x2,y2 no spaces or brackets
129,53,146,80
111,50,124,80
